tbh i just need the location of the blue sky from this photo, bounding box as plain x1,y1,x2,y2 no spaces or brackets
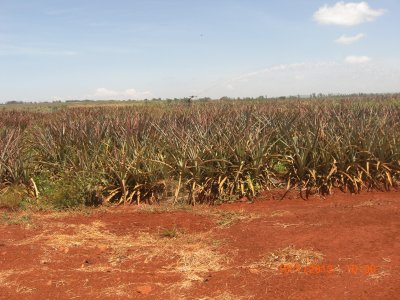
0,0,399,101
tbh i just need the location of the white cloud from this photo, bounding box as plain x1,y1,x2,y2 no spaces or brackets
199,59,400,98
94,88,119,97
345,55,371,64
231,63,305,82
51,96,63,101
335,33,366,44
314,2,385,26
295,74,305,81
94,88,152,100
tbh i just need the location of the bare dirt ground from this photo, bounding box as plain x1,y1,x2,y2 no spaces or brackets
0,190,399,299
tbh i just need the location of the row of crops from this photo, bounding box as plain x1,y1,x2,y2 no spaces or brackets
1,96,400,207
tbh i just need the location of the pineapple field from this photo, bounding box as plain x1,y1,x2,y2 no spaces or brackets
1,95,400,208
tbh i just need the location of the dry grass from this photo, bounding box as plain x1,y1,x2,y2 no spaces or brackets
367,270,390,280
0,270,15,286
271,222,302,229
32,205,114,221
198,292,246,300
15,285,36,294
177,247,223,274
353,200,392,208
214,210,259,227
263,221,321,229
101,283,136,298
0,212,33,227
9,219,228,297
136,202,195,213
45,221,117,248
14,220,226,279
270,210,291,217
263,245,324,271
353,200,378,208
0,269,34,293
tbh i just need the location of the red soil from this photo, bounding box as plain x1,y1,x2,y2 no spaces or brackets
0,190,399,299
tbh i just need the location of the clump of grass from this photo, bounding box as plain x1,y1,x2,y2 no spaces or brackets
264,245,324,271
0,185,31,209
270,210,291,217
216,211,245,227
215,209,259,227
160,226,178,238
32,173,102,209
1,212,32,225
